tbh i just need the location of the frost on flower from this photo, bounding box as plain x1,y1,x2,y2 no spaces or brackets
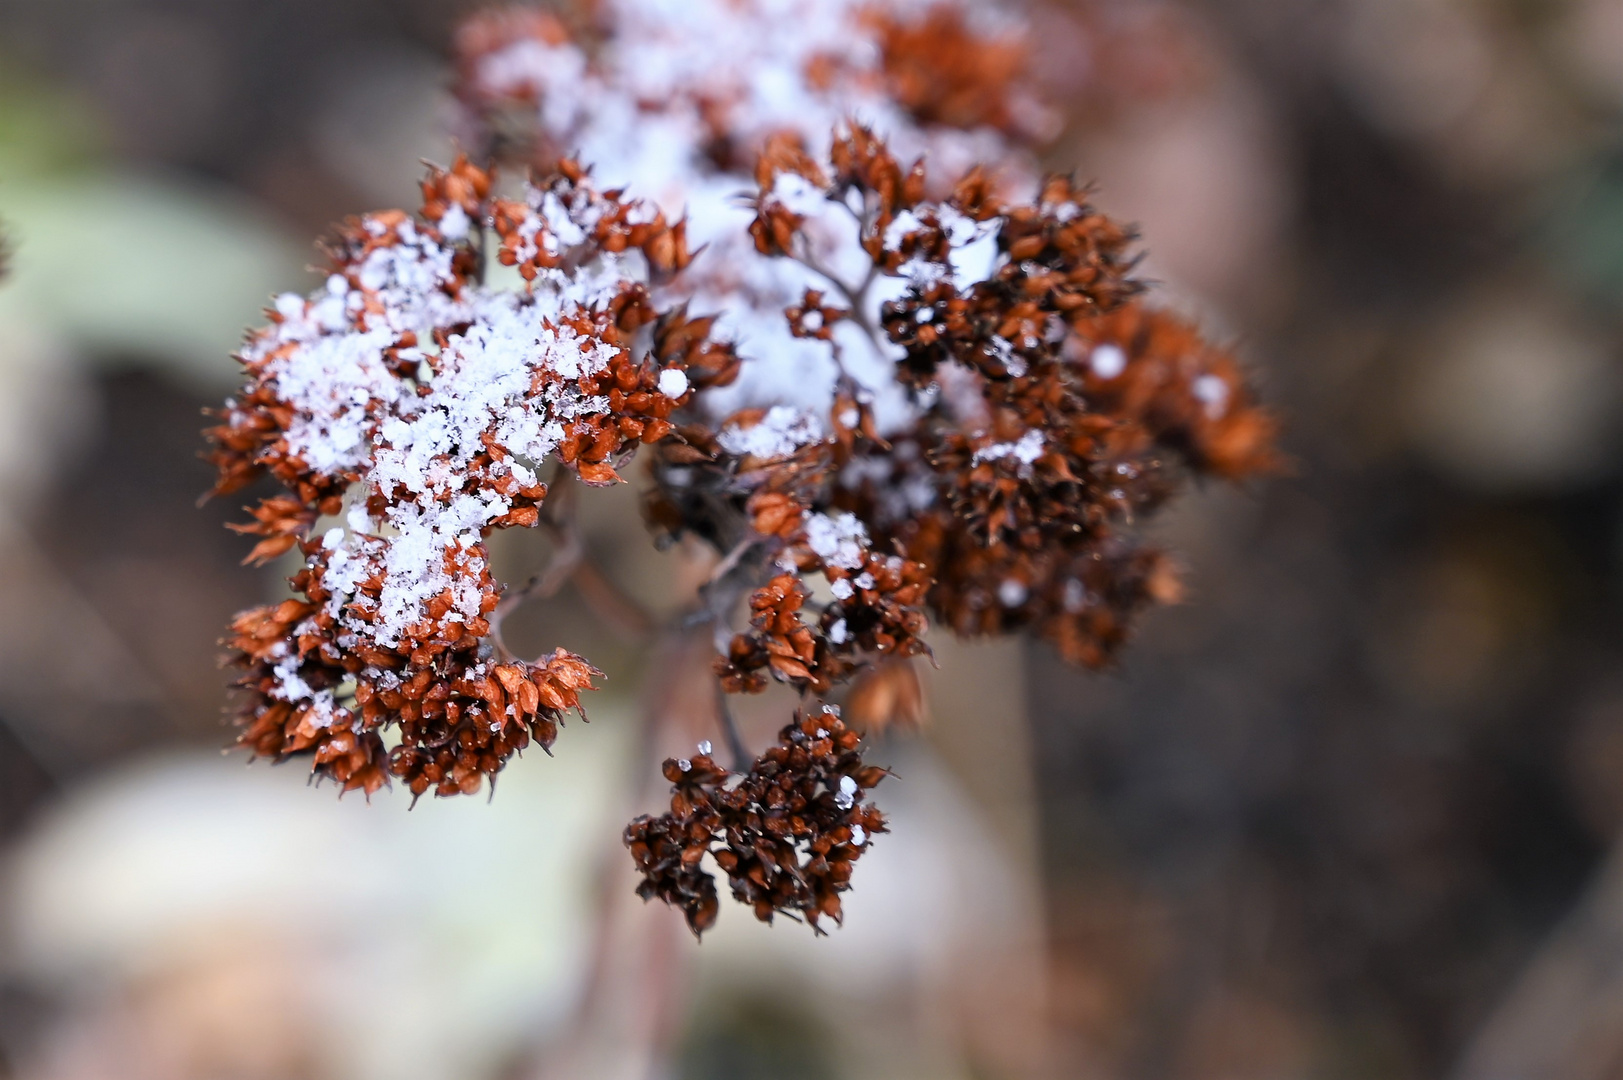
204,0,1278,938
210,157,698,799
715,405,825,460
452,0,1058,434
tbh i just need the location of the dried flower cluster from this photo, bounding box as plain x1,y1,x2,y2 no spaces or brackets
626,705,886,935
207,0,1274,935
209,157,693,798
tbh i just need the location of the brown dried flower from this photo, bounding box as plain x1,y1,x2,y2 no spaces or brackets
208,155,698,797
625,705,887,936
201,0,1277,938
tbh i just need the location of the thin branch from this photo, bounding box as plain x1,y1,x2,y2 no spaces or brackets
696,538,768,656
706,535,759,587
489,533,582,659
490,471,582,659
788,211,889,367
713,680,751,772
793,245,885,342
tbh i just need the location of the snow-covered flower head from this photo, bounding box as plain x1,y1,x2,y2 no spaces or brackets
206,0,1275,935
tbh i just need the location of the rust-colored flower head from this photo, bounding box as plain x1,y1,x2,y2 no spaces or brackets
208,157,695,798
204,0,1276,936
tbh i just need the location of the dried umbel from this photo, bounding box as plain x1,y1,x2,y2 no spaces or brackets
645,126,1274,692
206,0,1274,935
209,156,691,798
626,705,886,935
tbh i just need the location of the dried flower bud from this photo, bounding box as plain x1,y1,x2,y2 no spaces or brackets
626,705,886,936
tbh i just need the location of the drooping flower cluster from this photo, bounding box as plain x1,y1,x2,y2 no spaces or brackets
206,0,1275,935
626,705,886,935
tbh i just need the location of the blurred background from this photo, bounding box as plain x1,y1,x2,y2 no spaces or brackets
0,0,1621,1077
